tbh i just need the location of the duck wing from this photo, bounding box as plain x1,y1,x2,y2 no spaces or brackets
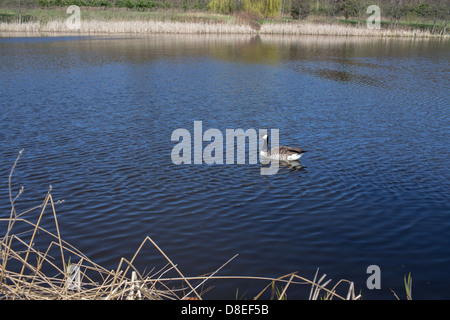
272,146,306,155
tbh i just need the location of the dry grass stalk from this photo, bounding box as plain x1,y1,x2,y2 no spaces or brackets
0,19,445,37
1,150,361,300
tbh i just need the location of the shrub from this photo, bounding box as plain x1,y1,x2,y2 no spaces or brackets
65,0,86,6
291,0,311,19
342,0,358,19
115,0,135,8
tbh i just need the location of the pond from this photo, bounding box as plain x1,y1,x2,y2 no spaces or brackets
0,34,449,299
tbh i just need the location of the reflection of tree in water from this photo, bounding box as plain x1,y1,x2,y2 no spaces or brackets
314,68,352,82
209,35,282,65
43,34,444,91
299,65,385,86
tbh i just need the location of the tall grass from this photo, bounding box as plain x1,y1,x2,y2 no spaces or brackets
0,8,447,37
0,19,255,34
1,150,361,300
1,18,443,37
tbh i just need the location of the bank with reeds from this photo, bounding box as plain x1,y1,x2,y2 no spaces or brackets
1,0,449,37
0,9,447,37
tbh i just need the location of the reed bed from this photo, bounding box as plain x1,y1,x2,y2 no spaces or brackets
0,19,255,34
259,21,437,37
0,19,442,37
1,150,361,300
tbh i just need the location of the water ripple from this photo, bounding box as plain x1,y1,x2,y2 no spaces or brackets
1,35,449,299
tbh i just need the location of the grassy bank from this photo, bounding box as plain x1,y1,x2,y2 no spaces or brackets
0,7,448,37
0,150,361,300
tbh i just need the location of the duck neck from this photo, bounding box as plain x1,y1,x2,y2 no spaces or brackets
262,137,268,153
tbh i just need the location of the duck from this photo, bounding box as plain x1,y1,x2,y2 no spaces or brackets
260,134,307,161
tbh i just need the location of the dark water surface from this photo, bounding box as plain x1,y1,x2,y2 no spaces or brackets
0,34,449,299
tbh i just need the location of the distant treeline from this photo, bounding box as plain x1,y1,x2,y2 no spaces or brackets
0,0,448,23
39,0,174,9
0,0,204,10
207,0,449,22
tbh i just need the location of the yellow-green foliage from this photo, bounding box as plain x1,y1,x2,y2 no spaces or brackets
207,0,237,14
208,0,281,17
242,0,280,17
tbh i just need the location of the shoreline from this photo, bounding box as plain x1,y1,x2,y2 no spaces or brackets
1,18,448,38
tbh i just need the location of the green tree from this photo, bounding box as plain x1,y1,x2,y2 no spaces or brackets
388,0,404,25
342,0,357,19
207,0,237,14
208,0,280,17
242,0,281,17
291,0,311,19
0,0,39,23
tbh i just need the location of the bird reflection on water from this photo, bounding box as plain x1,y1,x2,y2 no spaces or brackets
261,160,307,173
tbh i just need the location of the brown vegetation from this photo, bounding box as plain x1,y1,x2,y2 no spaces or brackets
1,150,361,300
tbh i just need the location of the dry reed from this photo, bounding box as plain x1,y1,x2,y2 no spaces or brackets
1,150,361,300
0,19,444,37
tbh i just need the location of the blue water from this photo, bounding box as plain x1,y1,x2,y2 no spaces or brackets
0,34,449,299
